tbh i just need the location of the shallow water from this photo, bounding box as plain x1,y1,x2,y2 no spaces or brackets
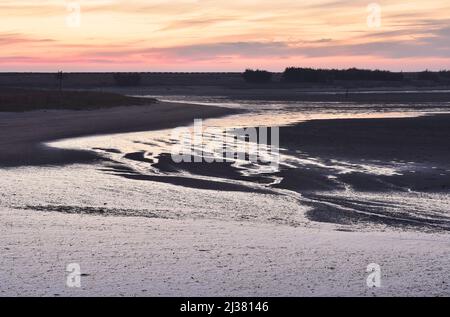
40,99,450,231
50,97,448,180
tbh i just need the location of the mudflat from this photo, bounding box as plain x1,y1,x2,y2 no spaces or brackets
0,101,239,166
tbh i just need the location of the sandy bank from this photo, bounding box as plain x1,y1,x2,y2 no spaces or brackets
0,101,239,166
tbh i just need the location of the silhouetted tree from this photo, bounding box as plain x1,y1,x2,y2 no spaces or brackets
332,68,403,81
243,69,272,83
283,67,329,83
113,73,142,86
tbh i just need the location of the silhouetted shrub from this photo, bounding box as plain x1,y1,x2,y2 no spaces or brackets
332,68,404,81
283,67,328,83
282,67,403,83
113,73,142,86
243,69,272,83
0,88,156,112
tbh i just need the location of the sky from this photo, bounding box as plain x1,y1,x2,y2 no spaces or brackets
1,0,450,72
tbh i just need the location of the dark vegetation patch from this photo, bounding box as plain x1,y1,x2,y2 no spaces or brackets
243,69,273,83
0,88,156,112
282,67,405,83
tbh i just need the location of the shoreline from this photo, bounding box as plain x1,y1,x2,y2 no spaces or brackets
97,86,450,103
226,91,450,103
0,101,241,166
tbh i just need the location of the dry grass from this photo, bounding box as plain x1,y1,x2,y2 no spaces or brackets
0,88,156,112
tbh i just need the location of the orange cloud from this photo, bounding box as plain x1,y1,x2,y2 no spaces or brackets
1,0,449,71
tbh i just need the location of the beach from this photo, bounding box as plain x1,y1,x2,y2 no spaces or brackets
3,0,450,302
1,208,449,297
1,92,449,296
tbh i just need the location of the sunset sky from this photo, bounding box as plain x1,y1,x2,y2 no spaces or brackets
1,0,449,72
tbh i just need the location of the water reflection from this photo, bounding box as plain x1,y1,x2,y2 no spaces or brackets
49,99,447,191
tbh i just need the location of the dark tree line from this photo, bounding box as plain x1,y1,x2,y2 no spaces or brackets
242,69,273,83
242,67,450,84
282,67,404,83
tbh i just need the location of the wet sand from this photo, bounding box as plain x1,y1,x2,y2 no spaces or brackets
273,114,450,230
1,207,449,297
1,95,449,296
2,102,448,231
277,114,450,191
115,113,450,231
0,101,240,166
122,113,450,195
